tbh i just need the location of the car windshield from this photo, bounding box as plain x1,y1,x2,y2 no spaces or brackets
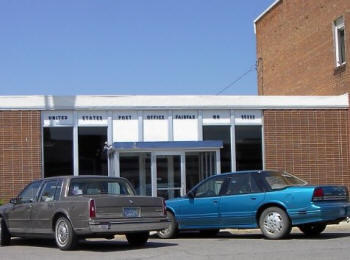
264,171,307,190
68,178,135,196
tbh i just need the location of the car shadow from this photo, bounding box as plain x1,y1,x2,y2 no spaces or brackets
9,238,177,252
151,229,350,241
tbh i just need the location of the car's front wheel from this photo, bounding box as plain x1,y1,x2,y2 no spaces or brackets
298,223,327,236
0,217,11,246
126,232,149,246
157,211,178,239
55,216,77,250
259,207,291,239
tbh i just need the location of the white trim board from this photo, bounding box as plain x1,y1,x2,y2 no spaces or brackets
0,94,348,110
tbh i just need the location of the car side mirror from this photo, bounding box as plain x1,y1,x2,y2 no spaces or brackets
10,198,18,204
187,191,195,199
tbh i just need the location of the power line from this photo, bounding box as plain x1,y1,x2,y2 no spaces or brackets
216,63,256,95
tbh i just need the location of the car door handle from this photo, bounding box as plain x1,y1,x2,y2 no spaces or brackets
213,200,219,204
250,197,257,200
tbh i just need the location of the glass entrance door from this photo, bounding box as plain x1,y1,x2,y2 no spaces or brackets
151,152,185,199
156,155,181,199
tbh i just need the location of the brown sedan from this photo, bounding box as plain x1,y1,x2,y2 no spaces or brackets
0,176,169,250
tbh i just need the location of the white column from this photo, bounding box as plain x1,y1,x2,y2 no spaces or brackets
230,110,236,172
180,153,186,196
151,153,157,197
73,111,79,176
113,152,120,177
139,154,146,195
216,150,221,174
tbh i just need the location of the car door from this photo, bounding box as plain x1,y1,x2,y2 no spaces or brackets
6,181,42,234
178,175,227,228
30,179,63,234
220,173,265,227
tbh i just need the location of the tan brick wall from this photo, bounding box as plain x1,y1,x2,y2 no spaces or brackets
264,109,350,189
256,0,350,95
0,111,41,203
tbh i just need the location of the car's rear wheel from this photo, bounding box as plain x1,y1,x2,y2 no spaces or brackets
55,216,77,250
157,211,178,239
298,223,327,236
259,207,291,239
0,217,11,246
199,229,219,237
126,232,149,246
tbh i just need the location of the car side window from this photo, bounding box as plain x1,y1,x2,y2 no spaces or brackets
195,176,226,198
40,180,59,202
225,174,251,195
18,181,42,203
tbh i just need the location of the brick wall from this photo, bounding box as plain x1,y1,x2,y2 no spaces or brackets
264,109,350,189
0,111,41,203
256,0,350,95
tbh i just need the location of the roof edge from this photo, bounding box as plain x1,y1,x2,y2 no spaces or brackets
253,0,281,34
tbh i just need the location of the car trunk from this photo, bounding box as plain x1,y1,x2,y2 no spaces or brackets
87,195,164,219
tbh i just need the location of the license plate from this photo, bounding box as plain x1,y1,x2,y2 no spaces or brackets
123,207,140,218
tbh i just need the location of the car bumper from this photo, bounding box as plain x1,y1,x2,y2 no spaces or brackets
289,202,350,225
75,217,169,235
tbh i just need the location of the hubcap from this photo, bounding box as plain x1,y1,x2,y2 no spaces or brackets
56,220,69,246
264,212,284,234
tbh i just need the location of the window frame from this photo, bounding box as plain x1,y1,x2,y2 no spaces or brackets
334,16,346,67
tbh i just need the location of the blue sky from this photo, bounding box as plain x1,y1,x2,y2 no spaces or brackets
0,0,274,95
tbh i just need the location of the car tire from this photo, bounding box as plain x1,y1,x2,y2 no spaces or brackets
55,216,77,250
126,232,149,246
298,223,327,236
157,211,178,239
199,229,219,237
0,217,11,246
259,207,291,239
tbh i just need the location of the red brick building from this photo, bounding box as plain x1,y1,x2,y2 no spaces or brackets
254,0,350,191
255,0,350,95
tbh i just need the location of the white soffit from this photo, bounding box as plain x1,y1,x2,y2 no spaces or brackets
254,0,281,33
0,94,348,110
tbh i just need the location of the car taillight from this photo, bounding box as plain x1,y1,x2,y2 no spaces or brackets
90,199,96,218
162,199,167,216
312,187,324,201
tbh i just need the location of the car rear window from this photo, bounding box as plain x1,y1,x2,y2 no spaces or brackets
68,178,135,196
264,171,307,190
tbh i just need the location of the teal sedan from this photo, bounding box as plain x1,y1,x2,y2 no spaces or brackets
158,170,350,239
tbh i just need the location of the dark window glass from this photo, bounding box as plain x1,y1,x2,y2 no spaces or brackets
44,127,73,177
185,152,217,192
235,126,262,171
40,180,58,202
120,153,151,196
194,176,226,198
18,181,42,203
339,28,345,63
226,174,251,195
203,126,231,173
78,127,107,175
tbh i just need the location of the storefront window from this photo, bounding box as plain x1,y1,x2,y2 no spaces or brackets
78,127,107,175
235,126,262,170
186,152,216,192
44,127,73,177
120,153,151,195
203,125,231,173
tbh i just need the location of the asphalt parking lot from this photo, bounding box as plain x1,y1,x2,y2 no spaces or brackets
1,223,350,260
